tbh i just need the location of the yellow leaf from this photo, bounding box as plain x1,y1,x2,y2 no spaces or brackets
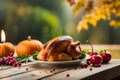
88,18,97,27
109,20,117,26
83,23,88,30
85,14,91,18
92,13,101,21
73,0,86,16
77,21,83,32
100,14,107,20
116,11,120,17
111,8,117,14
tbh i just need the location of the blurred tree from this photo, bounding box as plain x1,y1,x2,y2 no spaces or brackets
0,0,63,44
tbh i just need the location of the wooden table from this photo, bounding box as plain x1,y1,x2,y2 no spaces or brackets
0,59,120,80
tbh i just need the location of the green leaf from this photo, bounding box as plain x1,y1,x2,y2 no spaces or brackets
32,52,39,60
78,50,87,59
16,56,30,63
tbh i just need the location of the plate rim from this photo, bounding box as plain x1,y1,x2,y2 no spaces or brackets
29,56,83,65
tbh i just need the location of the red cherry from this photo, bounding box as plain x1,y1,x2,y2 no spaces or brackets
90,55,103,66
87,51,97,56
86,40,97,56
95,64,101,67
100,50,111,63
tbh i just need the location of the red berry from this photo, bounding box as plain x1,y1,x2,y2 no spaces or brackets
5,60,9,65
6,56,11,61
17,62,22,67
90,67,92,71
84,64,88,68
95,64,101,67
0,60,2,65
52,68,55,71
50,70,53,73
10,53,14,57
66,74,70,77
26,68,29,71
86,60,91,65
80,64,84,68
74,67,77,70
13,62,17,67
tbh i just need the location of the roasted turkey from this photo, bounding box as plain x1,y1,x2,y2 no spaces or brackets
37,36,82,61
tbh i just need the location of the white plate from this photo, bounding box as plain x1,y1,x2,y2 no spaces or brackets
29,56,83,67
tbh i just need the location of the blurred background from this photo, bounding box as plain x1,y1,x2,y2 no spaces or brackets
0,0,120,45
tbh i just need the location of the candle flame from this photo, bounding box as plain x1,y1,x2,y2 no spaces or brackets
1,30,6,43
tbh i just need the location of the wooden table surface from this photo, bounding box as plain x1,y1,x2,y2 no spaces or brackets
0,59,120,80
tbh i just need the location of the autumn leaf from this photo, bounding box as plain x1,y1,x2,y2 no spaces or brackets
73,0,86,16
87,18,97,27
85,0,93,11
111,8,117,14
116,11,120,17
67,0,75,6
61,0,66,3
109,20,117,26
77,21,83,32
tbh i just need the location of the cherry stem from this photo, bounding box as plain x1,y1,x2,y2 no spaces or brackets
86,40,94,52
104,49,106,53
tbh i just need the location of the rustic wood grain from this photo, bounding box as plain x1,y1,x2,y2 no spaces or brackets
0,59,120,80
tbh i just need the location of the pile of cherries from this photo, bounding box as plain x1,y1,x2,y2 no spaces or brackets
84,40,112,67
0,53,22,67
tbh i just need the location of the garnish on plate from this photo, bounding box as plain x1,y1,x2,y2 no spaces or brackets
78,50,87,59
16,56,30,63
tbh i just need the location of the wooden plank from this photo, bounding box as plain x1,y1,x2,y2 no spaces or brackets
0,62,33,70
0,59,120,80
0,67,68,80
0,61,69,80
41,59,120,80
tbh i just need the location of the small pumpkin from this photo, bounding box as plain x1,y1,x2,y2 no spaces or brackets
0,42,15,58
16,36,43,56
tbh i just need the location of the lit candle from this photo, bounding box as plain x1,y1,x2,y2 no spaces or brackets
1,29,6,43
0,30,15,57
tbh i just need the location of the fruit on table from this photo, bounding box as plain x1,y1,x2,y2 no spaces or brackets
100,50,111,63
90,54,103,67
86,40,97,56
37,35,82,61
16,36,43,56
0,42,15,58
0,53,22,67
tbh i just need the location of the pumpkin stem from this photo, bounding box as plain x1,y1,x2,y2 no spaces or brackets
28,36,31,41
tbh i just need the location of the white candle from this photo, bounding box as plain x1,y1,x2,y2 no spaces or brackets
1,30,6,43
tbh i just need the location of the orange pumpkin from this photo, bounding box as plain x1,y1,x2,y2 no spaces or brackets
0,42,15,58
16,36,43,56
